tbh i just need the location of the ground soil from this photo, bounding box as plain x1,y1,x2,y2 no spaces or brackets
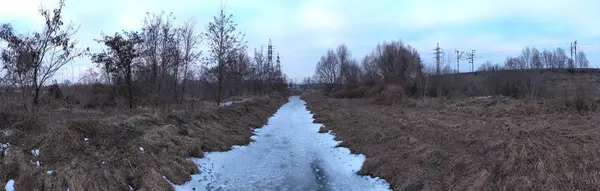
302,93,600,190
0,95,287,191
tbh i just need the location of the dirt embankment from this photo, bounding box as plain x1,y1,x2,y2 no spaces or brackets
0,96,287,191
302,93,600,190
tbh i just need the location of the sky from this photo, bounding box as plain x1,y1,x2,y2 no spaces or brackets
1,0,600,83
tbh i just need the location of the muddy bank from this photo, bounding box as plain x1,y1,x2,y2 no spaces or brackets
302,93,600,190
0,96,287,191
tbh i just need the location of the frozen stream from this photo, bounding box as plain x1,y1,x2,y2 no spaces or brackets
175,96,390,191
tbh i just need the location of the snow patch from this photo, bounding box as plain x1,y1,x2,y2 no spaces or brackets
128,185,134,190
5,179,14,191
47,170,53,174
174,96,390,190
84,138,89,142
0,143,8,149
31,149,40,157
139,147,144,151
471,95,496,99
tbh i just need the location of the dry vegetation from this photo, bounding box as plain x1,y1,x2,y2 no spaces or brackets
303,93,600,190
0,96,286,190
305,35,600,190
0,0,293,190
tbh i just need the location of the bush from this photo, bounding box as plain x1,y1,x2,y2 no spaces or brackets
46,84,63,99
565,86,599,112
81,83,116,108
485,70,545,99
330,84,369,99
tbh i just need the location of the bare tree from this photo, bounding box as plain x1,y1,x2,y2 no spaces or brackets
553,48,567,69
520,47,532,69
92,31,143,109
577,51,589,68
0,0,87,109
344,60,362,84
177,18,202,103
78,68,101,84
203,8,246,105
478,60,498,72
336,44,351,84
315,49,339,88
541,50,554,69
361,54,380,85
302,77,312,90
504,57,523,70
531,47,543,69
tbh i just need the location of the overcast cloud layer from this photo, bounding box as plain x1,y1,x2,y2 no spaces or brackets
1,0,600,82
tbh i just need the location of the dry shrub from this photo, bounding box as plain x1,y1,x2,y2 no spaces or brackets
363,84,385,98
330,85,369,99
46,84,64,99
486,70,545,99
372,84,405,105
347,86,369,98
81,83,116,108
562,85,600,113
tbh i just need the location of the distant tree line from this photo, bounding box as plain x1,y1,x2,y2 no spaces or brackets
312,41,595,100
478,46,589,72
0,0,289,112
313,40,425,97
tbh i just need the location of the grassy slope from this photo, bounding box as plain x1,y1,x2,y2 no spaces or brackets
0,96,287,191
303,93,600,190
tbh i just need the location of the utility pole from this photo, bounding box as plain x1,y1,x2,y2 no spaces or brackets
434,43,443,75
570,42,574,68
468,50,475,72
455,50,463,74
574,40,577,70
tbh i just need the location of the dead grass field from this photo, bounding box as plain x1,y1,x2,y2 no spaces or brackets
303,93,600,190
0,95,287,191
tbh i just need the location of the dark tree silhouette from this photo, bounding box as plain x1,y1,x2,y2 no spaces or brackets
92,31,143,109
203,8,246,105
0,0,86,109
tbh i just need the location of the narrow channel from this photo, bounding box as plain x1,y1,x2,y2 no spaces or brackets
175,96,390,191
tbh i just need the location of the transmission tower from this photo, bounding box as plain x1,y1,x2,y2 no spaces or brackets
267,39,274,68
434,43,443,75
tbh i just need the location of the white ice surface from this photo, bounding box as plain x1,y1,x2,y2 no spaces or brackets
174,96,390,191
5,179,14,191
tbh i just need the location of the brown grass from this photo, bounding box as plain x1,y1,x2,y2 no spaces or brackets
318,125,328,133
302,93,600,190
0,96,287,190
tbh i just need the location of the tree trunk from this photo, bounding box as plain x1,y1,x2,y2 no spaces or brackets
127,65,133,109
217,63,222,106
31,66,39,106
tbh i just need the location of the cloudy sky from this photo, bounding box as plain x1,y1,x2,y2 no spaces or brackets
1,0,600,83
